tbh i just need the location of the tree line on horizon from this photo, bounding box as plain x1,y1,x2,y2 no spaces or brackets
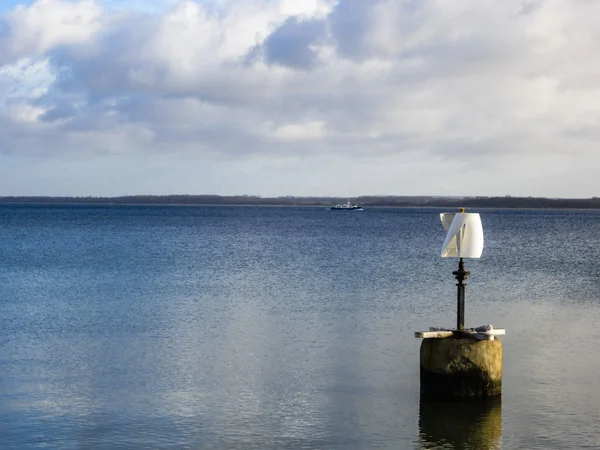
0,195,600,209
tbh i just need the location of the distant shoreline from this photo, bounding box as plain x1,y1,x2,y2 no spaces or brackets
1,195,600,209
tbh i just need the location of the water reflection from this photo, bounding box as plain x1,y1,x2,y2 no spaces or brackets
419,397,502,450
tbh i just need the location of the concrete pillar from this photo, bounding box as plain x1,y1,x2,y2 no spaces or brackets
420,337,502,400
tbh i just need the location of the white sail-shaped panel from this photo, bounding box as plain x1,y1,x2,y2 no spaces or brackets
440,213,455,232
440,212,484,258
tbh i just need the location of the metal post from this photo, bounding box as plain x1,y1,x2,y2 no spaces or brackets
452,258,470,330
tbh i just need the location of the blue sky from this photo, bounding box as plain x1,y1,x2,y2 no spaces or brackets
0,0,177,14
0,1,31,13
1,0,600,197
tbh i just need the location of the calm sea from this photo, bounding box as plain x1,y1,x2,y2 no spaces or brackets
1,204,600,449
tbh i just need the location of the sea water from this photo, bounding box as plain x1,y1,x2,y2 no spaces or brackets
1,204,600,449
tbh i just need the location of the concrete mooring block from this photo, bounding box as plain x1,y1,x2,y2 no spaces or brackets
420,337,502,400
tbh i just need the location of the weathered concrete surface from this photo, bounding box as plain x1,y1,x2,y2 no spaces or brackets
420,337,502,400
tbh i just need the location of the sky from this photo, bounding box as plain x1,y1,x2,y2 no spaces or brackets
0,0,599,198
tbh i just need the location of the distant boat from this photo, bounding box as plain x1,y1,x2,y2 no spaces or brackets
330,200,363,211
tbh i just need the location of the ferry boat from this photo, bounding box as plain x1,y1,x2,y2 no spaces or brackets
330,200,363,211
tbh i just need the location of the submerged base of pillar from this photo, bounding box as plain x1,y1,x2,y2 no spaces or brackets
420,337,502,400
419,396,502,448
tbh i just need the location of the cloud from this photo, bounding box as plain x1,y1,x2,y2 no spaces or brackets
38,101,77,122
1,0,600,197
328,0,381,60
0,0,104,63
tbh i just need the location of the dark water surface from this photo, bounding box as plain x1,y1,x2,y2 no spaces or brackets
1,205,600,449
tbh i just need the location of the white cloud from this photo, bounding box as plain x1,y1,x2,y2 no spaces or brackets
5,102,45,122
1,0,104,60
271,121,327,141
0,57,55,99
1,0,600,196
